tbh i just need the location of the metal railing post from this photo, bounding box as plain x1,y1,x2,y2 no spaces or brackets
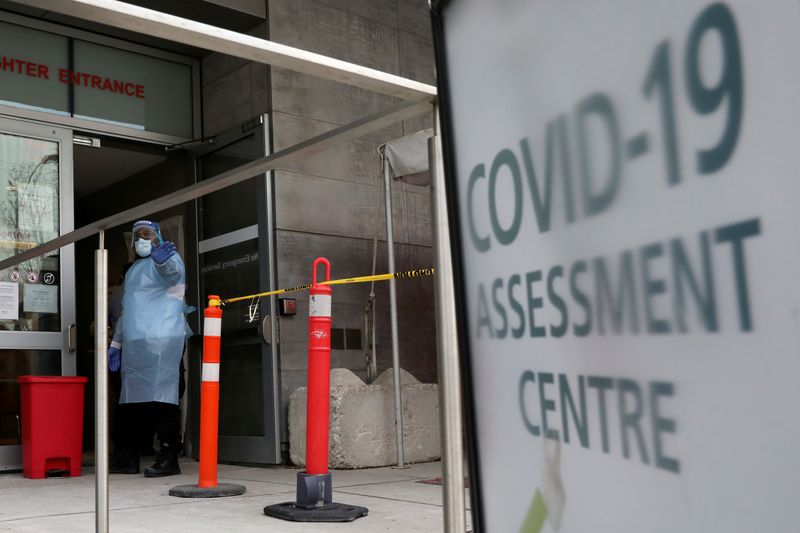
430,104,467,532
383,155,405,468
94,230,109,533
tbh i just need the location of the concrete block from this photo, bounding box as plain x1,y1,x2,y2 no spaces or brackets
372,367,420,386
331,368,367,386
289,368,440,468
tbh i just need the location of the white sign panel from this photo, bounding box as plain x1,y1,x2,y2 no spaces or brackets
23,284,58,314
0,281,18,319
439,1,800,531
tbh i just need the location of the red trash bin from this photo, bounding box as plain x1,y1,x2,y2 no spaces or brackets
18,375,88,479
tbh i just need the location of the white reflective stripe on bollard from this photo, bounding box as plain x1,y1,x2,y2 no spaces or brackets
202,362,220,382
309,294,332,317
204,317,222,337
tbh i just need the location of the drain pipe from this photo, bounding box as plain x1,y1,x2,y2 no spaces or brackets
382,151,405,468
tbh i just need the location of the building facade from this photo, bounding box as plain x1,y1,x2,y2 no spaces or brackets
0,0,436,468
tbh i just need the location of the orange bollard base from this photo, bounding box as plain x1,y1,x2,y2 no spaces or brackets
170,483,246,499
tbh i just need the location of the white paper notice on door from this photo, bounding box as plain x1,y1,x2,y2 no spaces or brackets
23,284,57,314
0,281,19,320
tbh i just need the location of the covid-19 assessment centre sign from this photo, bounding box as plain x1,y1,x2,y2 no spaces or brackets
432,1,800,531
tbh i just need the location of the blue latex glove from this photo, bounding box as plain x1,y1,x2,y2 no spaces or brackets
108,346,121,372
151,241,176,265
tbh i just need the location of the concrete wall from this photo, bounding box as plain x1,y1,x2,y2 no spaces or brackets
200,0,437,457
268,0,437,452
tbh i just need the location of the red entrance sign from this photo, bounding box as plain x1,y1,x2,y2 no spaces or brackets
0,55,145,99
58,68,144,99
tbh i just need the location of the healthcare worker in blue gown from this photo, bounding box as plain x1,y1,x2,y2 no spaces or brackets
107,220,187,477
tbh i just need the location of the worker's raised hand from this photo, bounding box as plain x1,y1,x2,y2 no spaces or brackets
151,241,176,265
108,346,121,372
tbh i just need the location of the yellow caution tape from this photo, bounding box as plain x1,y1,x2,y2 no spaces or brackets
221,267,435,305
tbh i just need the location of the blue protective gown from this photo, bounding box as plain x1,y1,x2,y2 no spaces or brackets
112,254,187,405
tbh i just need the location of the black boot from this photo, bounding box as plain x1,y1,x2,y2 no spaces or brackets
144,442,180,478
109,451,140,475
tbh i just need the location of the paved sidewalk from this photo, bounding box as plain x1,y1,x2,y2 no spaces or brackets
0,459,471,532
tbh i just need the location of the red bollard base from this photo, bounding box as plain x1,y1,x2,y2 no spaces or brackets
169,483,246,498
263,502,369,523
296,472,332,508
263,472,368,522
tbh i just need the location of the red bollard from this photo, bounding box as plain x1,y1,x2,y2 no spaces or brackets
264,258,368,521
306,257,332,477
170,295,245,499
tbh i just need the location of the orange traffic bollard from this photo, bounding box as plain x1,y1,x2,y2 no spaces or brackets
170,295,246,499
264,258,368,522
199,295,223,488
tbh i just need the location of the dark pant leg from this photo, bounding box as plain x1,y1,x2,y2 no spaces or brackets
116,402,145,457
179,356,186,400
152,402,181,450
110,370,123,452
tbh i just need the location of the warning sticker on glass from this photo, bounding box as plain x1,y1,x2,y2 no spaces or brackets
23,284,58,314
0,281,19,320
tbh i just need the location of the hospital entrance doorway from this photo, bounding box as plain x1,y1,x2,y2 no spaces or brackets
72,133,194,459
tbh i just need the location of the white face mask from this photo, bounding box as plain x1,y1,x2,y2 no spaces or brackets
134,238,152,258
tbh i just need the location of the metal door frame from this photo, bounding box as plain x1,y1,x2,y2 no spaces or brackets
190,114,281,464
0,116,76,470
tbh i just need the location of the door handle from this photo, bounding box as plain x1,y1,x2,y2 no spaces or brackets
67,323,76,352
261,315,279,344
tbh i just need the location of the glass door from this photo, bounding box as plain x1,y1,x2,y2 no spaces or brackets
0,118,75,470
189,114,281,464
